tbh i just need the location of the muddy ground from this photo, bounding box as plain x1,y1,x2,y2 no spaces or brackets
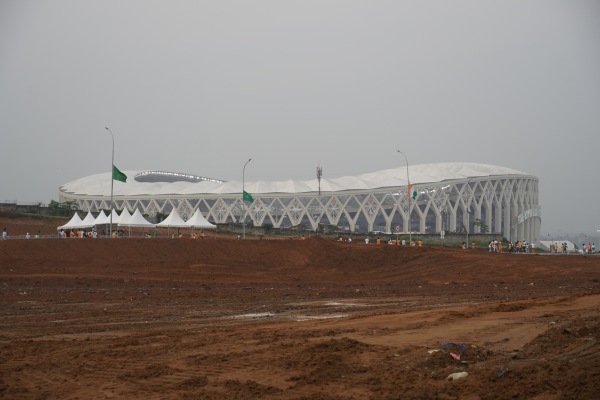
0,213,599,399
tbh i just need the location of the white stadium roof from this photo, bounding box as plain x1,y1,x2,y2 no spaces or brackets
60,163,531,197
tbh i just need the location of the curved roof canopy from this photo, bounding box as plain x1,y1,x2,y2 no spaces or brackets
60,163,532,198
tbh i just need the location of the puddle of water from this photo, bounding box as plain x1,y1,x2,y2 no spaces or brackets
295,313,348,321
231,312,276,319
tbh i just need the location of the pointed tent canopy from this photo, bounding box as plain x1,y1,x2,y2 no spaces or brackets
118,209,132,224
80,211,97,228
108,209,120,224
95,209,120,225
118,209,132,225
185,209,216,229
119,209,155,227
93,210,108,225
156,208,188,228
57,213,83,230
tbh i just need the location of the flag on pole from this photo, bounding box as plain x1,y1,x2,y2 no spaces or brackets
113,165,127,182
243,190,254,203
408,182,417,200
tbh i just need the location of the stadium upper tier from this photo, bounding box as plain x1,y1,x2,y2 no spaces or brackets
60,163,531,197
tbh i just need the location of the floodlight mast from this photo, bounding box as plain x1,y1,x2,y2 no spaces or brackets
316,165,323,197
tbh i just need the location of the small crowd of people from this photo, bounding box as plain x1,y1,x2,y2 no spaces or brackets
459,240,535,253
58,228,128,239
336,235,423,247
487,240,535,253
548,242,596,254
579,243,596,254
550,242,570,254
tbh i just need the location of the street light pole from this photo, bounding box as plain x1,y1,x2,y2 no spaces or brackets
242,158,252,240
105,127,115,238
396,150,411,246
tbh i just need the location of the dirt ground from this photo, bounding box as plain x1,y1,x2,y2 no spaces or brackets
1,213,599,399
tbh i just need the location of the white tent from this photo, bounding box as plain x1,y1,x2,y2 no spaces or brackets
117,210,132,225
156,208,188,228
93,209,120,226
118,209,132,224
117,209,155,237
80,211,97,228
119,209,155,228
107,209,120,224
93,210,108,225
185,209,216,229
57,213,83,230
93,210,123,237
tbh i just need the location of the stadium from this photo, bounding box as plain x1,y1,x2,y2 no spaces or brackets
59,162,541,243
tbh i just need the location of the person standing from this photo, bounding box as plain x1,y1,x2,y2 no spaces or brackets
2,228,7,240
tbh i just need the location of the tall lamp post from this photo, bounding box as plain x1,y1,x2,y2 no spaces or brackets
242,158,252,240
396,150,411,246
105,127,115,238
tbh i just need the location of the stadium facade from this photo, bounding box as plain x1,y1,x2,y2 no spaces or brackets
59,163,541,243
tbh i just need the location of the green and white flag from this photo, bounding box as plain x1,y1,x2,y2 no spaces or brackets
408,183,417,200
243,190,254,203
113,165,127,182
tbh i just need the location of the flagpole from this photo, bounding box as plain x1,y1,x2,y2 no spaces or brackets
396,150,411,246
242,158,252,240
105,127,115,239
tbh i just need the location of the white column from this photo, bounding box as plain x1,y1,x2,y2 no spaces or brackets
435,211,442,233
494,201,502,234
449,206,456,232
419,212,426,233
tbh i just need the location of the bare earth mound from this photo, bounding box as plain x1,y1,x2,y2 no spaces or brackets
1,234,599,399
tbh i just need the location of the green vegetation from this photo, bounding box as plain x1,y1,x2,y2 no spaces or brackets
473,218,489,234
47,200,77,217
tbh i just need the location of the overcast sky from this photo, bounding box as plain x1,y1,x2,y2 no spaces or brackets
1,1,598,235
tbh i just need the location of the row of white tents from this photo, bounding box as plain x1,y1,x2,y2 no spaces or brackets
57,208,216,230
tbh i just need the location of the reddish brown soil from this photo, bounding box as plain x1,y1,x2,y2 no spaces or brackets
1,214,600,399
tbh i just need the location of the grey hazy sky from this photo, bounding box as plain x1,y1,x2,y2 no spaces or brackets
1,1,599,235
